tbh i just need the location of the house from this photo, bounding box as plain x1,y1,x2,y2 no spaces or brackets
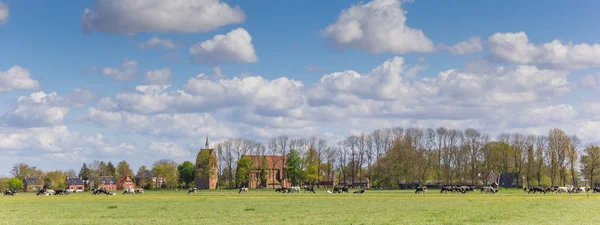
243,155,290,189
66,177,85,192
97,176,117,191
135,170,164,188
338,177,370,189
195,137,218,190
23,177,44,192
117,176,135,190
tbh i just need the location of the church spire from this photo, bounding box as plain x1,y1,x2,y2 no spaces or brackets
205,136,209,149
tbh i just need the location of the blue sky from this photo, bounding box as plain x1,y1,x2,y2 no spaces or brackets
1,0,599,176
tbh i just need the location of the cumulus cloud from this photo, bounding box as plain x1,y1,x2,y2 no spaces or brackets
101,59,138,81
0,2,8,24
488,32,600,70
84,109,237,138
138,37,177,50
1,90,94,128
440,37,483,55
82,0,245,34
0,66,40,92
189,28,258,64
322,0,435,54
145,68,172,85
0,126,133,156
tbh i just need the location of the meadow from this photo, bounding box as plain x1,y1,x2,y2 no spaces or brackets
2,188,600,225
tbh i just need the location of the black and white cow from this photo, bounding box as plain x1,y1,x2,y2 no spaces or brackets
187,188,197,194
415,186,427,194
353,189,365,194
3,190,15,196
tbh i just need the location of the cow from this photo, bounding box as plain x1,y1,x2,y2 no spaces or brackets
415,186,427,194
326,190,333,194
353,189,365,194
275,187,288,193
304,186,316,194
135,188,144,194
440,185,454,193
3,190,15,196
341,186,349,193
55,190,69,195
593,187,600,193
288,186,301,193
556,186,570,194
187,188,197,195
239,187,249,193
123,188,136,195
480,187,498,194
527,187,546,194
332,187,341,193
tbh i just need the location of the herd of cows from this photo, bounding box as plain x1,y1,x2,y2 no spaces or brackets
5,185,600,197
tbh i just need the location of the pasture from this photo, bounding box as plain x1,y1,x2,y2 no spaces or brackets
2,189,600,224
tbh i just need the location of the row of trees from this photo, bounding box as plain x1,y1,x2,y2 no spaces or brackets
4,127,600,190
213,128,600,189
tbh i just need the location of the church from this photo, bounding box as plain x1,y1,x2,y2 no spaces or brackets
195,137,218,190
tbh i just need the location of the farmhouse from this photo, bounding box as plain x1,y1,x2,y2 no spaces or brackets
23,177,44,192
243,155,290,189
97,176,117,191
66,177,85,192
117,176,135,190
135,170,165,188
195,137,218,190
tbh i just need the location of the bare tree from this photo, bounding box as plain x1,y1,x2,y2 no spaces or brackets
568,135,580,186
535,135,547,186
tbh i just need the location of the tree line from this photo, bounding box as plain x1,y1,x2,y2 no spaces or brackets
3,127,600,191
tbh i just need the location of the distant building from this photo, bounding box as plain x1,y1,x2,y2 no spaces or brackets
23,177,44,192
196,137,218,190
243,155,289,189
135,170,164,188
97,176,117,191
339,177,370,189
66,177,85,192
117,176,135,190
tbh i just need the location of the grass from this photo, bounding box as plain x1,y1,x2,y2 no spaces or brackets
2,188,600,224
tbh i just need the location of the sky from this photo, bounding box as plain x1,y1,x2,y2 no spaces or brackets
1,0,600,176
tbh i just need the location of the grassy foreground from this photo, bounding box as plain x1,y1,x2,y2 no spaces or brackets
2,188,600,225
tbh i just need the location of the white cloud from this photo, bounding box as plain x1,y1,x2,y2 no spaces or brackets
488,32,600,70
101,59,138,81
322,0,435,54
145,68,172,85
0,2,8,24
138,37,177,50
441,37,483,55
0,126,133,156
148,142,192,159
82,0,245,34
189,28,258,64
0,66,40,92
1,90,95,128
85,109,237,138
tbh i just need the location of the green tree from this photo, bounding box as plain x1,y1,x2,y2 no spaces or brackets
581,145,600,186
44,170,68,189
286,149,303,186
116,161,134,178
10,163,43,179
178,161,196,188
78,163,90,179
259,157,269,188
152,159,179,189
106,161,117,177
0,177,9,190
235,157,252,187
8,178,24,191
304,147,320,185
98,161,107,176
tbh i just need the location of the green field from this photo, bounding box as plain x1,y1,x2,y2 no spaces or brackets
2,188,600,225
